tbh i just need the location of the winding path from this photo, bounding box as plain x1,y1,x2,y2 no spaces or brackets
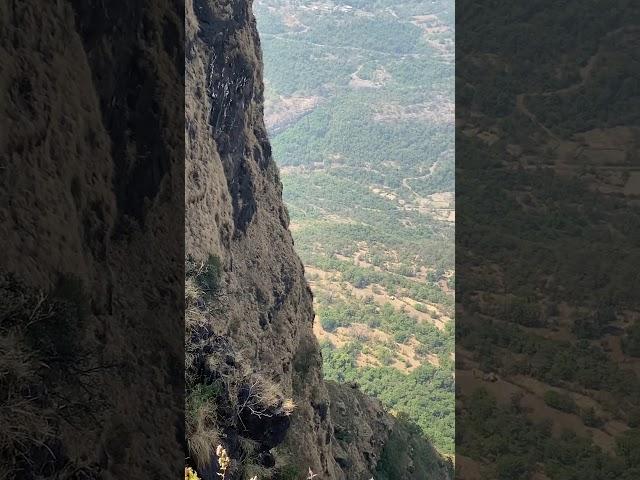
515,27,634,141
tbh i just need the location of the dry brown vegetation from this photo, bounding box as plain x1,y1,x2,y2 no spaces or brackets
314,319,440,372
306,265,449,330
0,330,54,471
185,261,296,470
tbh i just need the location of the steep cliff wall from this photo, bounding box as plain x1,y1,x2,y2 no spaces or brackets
185,1,451,479
186,0,337,475
1,1,183,477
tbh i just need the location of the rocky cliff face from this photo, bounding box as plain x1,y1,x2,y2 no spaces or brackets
186,0,336,475
185,1,451,479
1,1,183,477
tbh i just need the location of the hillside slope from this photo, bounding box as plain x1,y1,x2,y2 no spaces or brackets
456,2,640,479
255,0,455,455
185,0,451,478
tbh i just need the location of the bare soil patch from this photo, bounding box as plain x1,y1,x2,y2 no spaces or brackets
373,97,454,125
306,264,450,330
457,367,624,453
264,94,321,133
314,320,439,372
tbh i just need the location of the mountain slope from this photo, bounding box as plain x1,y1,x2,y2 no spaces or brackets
456,2,640,479
185,0,451,478
255,0,455,456
1,1,184,476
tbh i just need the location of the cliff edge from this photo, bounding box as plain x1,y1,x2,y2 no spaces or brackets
184,1,452,479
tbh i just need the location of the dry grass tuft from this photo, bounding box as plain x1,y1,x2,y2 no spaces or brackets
185,278,208,330
0,331,54,464
281,398,297,416
185,257,224,469
0,276,62,472
186,385,220,468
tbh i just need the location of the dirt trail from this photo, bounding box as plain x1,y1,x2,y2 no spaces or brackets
402,159,439,199
515,93,560,142
515,27,628,142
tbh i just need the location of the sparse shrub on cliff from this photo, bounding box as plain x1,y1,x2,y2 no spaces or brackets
185,255,224,376
185,278,207,330
186,383,221,468
275,464,303,480
185,255,224,468
235,373,297,422
185,255,296,474
237,374,284,418
186,254,223,299
0,327,53,468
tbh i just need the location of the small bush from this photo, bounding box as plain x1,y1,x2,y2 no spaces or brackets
320,315,339,332
186,254,222,298
0,273,98,473
496,455,529,480
374,346,395,366
414,303,428,313
185,255,225,468
616,429,640,468
335,426,354,443
276,464,305,480
543,390,577,413
580,406,603,428
237,374,294,419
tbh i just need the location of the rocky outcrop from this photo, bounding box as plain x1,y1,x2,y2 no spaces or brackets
328,382,452,480
185,1,451,479
327,382,395,477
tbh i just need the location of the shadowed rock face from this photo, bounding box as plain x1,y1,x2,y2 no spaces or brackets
185,1,452,479
1,0,184,477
